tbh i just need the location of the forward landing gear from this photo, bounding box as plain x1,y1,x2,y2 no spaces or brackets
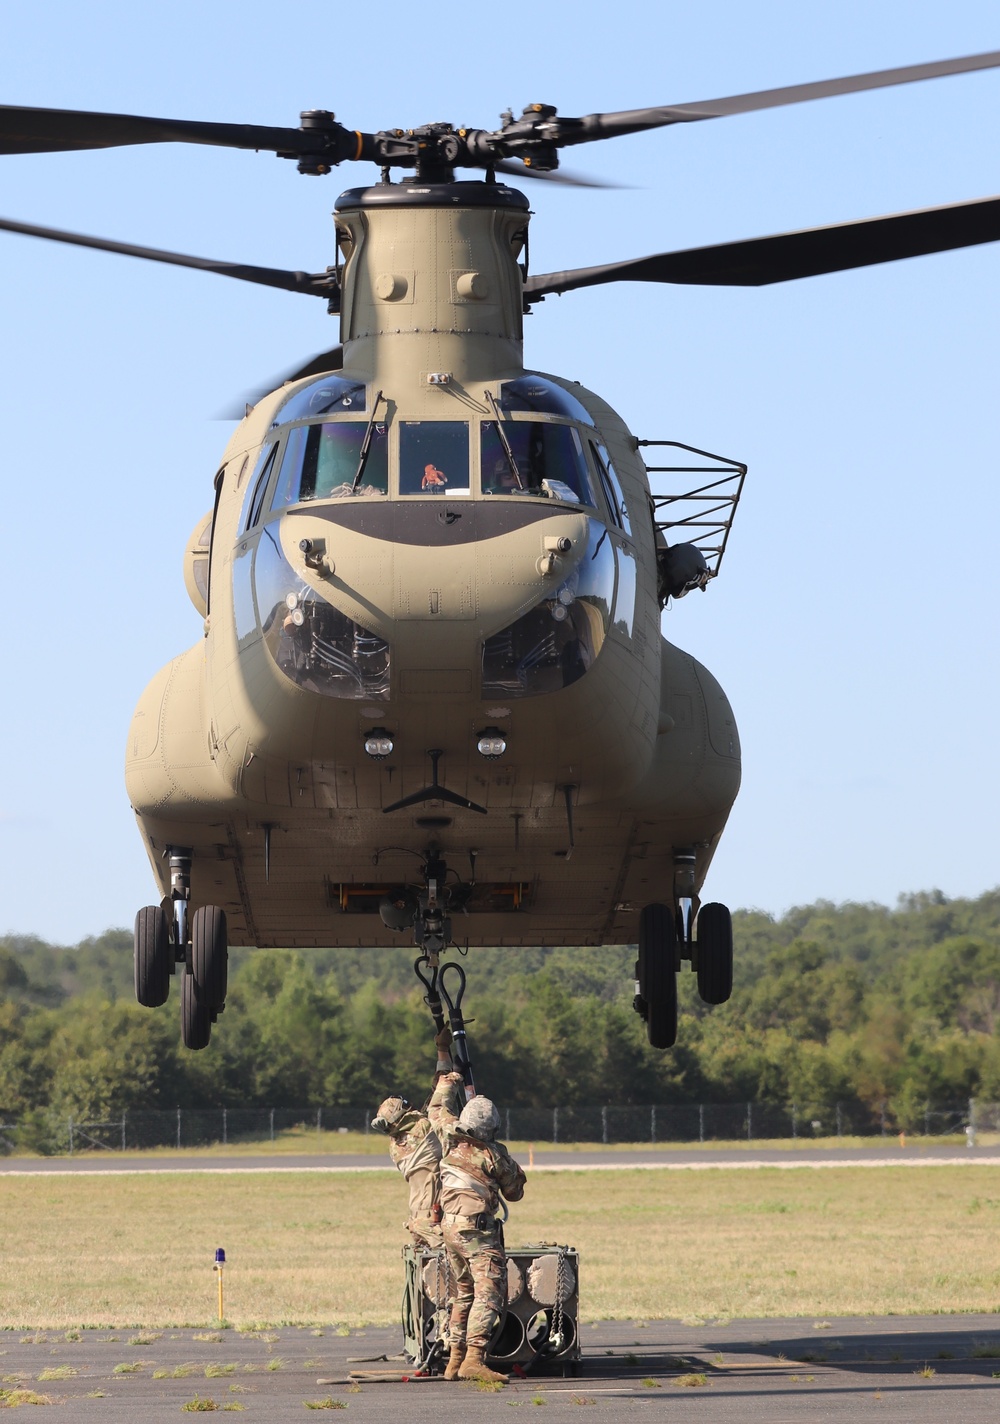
695,902,733,1005
633,895,734,1050
134,904,171,1008
133,847,228,1051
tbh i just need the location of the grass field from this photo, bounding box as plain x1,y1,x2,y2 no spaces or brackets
2,1166,1000,1329
6,1124,990,1159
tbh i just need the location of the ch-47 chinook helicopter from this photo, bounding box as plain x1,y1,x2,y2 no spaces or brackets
4,49,1000,1053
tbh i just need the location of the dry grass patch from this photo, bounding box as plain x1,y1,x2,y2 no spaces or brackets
0,1387,55,1406
4,1166,1000,1326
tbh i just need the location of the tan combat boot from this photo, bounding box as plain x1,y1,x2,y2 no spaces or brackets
443,1343,466,1380
457,1346,506,1384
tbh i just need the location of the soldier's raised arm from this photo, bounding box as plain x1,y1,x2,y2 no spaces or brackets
428,1069,464,1136
434,1025,454,1080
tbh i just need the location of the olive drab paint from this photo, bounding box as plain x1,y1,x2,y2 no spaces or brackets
125,181,741,952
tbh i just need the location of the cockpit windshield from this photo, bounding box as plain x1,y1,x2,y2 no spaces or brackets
499,375,595,425
276,376,367,423
399,422,470,496
481,421,596,506
270,422,388,509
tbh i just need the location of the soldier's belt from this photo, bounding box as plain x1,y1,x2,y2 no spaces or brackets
443,1211,496,1231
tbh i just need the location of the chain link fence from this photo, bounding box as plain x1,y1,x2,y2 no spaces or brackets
0,1098,990,1156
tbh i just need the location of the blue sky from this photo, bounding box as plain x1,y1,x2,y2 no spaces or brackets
1,0,998,942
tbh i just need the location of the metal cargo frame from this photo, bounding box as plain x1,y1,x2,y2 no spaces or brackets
401,1242,581,1376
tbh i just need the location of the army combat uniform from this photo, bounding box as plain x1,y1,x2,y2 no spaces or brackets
386,1104,447,1249
375,1039,463,1250
428,1071,527,1371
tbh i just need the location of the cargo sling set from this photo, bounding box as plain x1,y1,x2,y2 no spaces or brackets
407,955,581,1376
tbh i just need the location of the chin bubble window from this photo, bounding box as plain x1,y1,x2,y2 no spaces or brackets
254,528,390,700
481,421,596,506
271,421,387,507
399,422,470,496
481,519,615,698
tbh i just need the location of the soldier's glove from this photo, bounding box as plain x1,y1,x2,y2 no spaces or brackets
435,1026,452,1051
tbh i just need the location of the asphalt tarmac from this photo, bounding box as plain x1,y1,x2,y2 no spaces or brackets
4,1315,1000,1420
2,1144,999,1173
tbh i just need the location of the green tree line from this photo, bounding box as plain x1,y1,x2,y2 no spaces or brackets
1,887,998,1136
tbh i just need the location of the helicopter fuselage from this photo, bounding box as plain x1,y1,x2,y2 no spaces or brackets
126,181,741,949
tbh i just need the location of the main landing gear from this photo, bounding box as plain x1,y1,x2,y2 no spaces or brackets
134,848,229,1050
633,865,733,1048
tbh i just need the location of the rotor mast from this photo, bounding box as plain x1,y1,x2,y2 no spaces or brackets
333,180,531,387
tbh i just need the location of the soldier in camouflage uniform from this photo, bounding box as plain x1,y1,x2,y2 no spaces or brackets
428,1070,527,1384
371,1028,461,1250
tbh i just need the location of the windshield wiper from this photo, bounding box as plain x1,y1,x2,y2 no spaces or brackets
484,390,524,489
351,389,385,493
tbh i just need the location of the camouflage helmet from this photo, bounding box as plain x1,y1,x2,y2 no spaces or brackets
371,1096,410,1133
458,1095,501,1141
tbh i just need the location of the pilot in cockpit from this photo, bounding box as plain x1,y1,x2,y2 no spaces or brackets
485,456,515,493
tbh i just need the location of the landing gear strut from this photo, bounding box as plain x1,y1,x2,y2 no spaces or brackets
133,846,228,1051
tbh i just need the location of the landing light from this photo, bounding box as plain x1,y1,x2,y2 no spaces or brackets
364,728,394,759
477,728,507,759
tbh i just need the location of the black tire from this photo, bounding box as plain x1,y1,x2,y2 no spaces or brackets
696,902,734,1005
134,905,171,1008
191,905,228,1010
639,903,678,1049
181,970,212,1050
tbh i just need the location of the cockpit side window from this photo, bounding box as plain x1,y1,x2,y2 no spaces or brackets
482,421,596,506
205,466,225,613
399,422,470,496
590,440,632,536
240,443,279,535
270,421,388,508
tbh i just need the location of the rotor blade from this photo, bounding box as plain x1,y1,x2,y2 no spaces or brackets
0,103,311,156
491,158,622,189
561,49,1000,143
0,215,334,296
218,347,345,420
523,194,1000,299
